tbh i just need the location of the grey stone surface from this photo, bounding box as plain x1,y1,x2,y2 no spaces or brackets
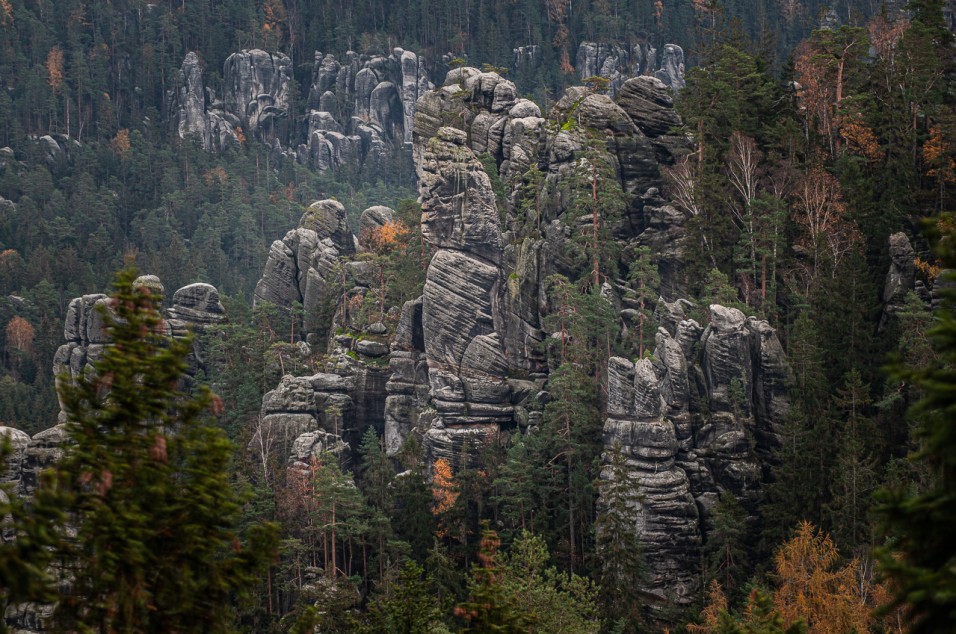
617,76,682,138
880,232,917,329
222,49,292,143
254,199,358,339
576,41,684,96
601,302,790,605
358,205,395,244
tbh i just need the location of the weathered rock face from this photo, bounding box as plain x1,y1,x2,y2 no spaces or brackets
601,302,790,604
0,427,31,496
357,205,395,243
172,47,429,171
53,276,227,418
576,41,685,96
603,357,700,604
413,69,546,185
302,48,432,173
880,232,917,329
172,52,240,151
416,127,513,465
253,199,357,340
166,283,226,334
171,50,290,150
223,49,292,143
254,373,353,466
655,44,686,91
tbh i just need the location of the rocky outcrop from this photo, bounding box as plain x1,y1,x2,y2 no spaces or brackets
416,127,513,465
413,68,546,185
171,50,290,150
357,205,395,242
166,282,226,329
254,373,353,466
576,41,685,96
253,199,357,340
302,48,432,173
383,298,430,457
603,356,700,604
880,232,917,329
223,50,292,144
655,44,686,91
601,302,790,604
172,52,240,151
172,47,428,170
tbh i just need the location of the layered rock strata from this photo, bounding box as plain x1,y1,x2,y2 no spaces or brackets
576,41,685,96
253,199,357,340
416,127,513,465
303,48,431,172
601,302,790,603
171,47,431,172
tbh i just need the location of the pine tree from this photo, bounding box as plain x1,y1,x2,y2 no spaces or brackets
626,246,661,358
703,492,750,601
53,267,277,633
595,441,645,632
824,369,878,552
454,525,534,634
358,561,448,634
876,228,956,633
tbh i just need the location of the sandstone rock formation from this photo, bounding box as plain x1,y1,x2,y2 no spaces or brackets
253,199,357,340
302,48,431,173
173,52,241,151
576,41,685,96
417,127,513,465
223,49,292,144
171,50,291,151
601,302,790,603
880,232,917,329
357,205,395,242
171,46,429,171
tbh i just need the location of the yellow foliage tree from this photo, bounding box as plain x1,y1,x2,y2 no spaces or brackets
110,129,131,158
773,521,871,634
5,316,34,355
1,0,12,25
46,46,64,92
431,458,458,517
687,580,728,633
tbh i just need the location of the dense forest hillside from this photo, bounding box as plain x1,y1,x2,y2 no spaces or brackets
2,0,956,632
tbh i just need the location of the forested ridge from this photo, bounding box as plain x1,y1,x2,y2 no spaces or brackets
1,0,956,632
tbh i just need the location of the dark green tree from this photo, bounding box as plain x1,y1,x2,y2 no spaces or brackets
454,525,534,634
876,227,956,633
703,492,750,601
595,442,646,633
358,561,449,634
53,267,277,633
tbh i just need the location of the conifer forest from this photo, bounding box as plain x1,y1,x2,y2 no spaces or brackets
1,0,956,632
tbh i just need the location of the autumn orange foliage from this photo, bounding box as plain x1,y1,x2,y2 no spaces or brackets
6,315,35,354
687,580,728,633
431,458,458,517
773,521,870,634
923,124,956,183
363,220,411,256
46,46,64,92
111,129,131,158
840,116,884,162
1,0,13,25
